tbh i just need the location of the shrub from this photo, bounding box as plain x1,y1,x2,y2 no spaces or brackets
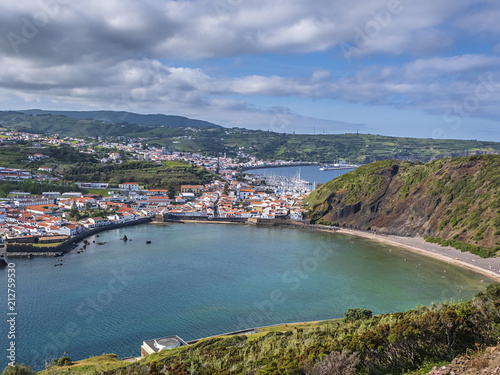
312,351,360,375
53,356,72,366
1,364,35,375
343,308,372,322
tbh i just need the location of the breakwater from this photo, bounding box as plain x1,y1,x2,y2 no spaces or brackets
240,163,318,172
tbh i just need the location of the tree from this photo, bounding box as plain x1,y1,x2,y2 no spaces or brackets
70,201,79,220
222,182,229,196
343,308,373,322
0,183,13,198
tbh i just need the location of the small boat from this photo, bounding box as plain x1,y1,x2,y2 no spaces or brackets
319,163,361,170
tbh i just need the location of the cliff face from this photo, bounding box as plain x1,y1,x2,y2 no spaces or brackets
304,155,500,251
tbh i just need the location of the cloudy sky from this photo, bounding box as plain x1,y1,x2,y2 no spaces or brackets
0,0,499,140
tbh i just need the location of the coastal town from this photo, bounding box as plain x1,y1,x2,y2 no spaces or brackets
0,130,311,255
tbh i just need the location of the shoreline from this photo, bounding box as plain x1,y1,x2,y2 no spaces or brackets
333,228,500,283
154,218,500,282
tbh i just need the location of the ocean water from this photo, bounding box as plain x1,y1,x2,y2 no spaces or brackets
0,223,491,370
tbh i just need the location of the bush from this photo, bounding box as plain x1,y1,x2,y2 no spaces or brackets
343,308,372,322
424,236,497,258
1,364,35,375
312,351,360,375
53,356,72,366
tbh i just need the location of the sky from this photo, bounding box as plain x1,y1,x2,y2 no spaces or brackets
0,0,499,140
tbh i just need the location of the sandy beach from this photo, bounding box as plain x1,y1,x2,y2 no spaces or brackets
335,228,500,283
159,219,500,282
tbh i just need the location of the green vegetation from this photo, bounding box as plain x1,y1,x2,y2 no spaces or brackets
343,308,373,322
305,155,500,256
0,181,81,198
63,161,214,188
0,141,210,190
304,159,401,215
19,284,500,375
80,189,109,197
2,111,499,162
40,354,128,375
52,357,72,367
423,236,497,258
1,364,35,375
32,243,63,248
0,144,95,171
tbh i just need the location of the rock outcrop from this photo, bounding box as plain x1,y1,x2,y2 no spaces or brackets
304,155,500,252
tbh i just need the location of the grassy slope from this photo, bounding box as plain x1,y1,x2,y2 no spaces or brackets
0,144,96,171
62,161,215,188
0,144,214,189
304,155,500,257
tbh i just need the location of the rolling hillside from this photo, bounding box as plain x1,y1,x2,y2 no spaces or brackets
1,110,499,162
21,109,221,128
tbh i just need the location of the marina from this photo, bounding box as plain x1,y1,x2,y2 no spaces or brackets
246,165,356,192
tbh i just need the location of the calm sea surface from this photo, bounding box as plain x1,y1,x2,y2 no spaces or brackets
245,165,354,184
0,223,491,369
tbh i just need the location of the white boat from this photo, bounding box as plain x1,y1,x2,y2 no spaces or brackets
319,163,360,171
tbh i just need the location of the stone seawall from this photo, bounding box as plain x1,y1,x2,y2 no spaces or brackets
3,217,152,256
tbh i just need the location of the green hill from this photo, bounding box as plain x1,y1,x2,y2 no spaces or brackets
304,155,500,257
1,110,499,162
21,109,222,129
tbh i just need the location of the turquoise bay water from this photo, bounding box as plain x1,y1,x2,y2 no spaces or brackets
0,223,491,369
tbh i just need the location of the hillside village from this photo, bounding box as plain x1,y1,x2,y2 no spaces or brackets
0,130,309,252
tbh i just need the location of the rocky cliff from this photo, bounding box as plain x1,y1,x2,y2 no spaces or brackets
304,155,500,255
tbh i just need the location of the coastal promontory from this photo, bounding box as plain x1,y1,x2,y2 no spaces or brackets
304,155,500,257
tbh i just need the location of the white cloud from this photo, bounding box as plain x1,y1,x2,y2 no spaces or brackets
0,0,499,139
0,0,482,61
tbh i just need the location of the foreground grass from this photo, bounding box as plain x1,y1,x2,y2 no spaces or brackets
39,354,129,375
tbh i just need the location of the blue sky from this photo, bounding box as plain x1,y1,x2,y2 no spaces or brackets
0,0,499,140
